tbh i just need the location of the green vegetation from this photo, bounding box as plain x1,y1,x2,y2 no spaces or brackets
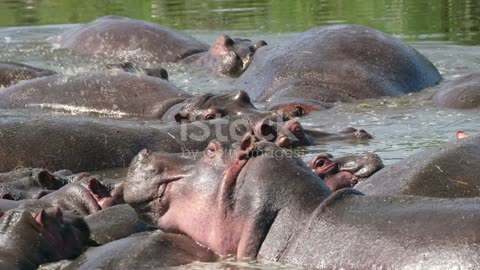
0,0,479,44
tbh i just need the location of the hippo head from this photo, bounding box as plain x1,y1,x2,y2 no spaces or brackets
0,207,89,268
252,118,313,148
204,35,267,77
105,62,169,80
163,90,275,123
124,135,331,258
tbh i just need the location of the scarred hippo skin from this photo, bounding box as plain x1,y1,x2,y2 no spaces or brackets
432,73,480,109
84,204,156,245
58,16,266,77
0,61,56,88
0,207,89,269
234,25,442,112
355,135,480,198
124,137,480,268
65,231,218,269
308,152,384,191
0,115,279,172
0,71,191,119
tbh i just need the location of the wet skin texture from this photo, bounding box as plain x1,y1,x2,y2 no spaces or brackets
308,152,384,191
0,115,283,173
0,207,89,269
58,16,266,77
66,231,218,270
0,71,191,119
355,135,480,198
162,90,275,123
124,138,480,268
0,168,71,200
0,61,56,88
234,24,442,113
432,73,480,109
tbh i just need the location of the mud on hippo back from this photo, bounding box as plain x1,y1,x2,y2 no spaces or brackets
57,16,266,77
234,24,442,115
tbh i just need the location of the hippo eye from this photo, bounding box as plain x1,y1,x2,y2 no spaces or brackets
205,142,220,158
205,113,216,120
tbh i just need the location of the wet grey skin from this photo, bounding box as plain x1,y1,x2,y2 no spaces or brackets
432,73,480,109
58,16,267,77
123,136,480,268
65,231,218,270
0,168,72,200
308,152,384,191
0,61,56,88
0,71,192,119
0,207,89,270
0,114,282,173
355,134,480,198
234,24,442,115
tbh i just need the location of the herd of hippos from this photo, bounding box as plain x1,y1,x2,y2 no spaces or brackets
0,15,479,269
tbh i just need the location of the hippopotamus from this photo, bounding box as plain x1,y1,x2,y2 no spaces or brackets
234,25,442,114
355,134,480,198
0,72,191,118
254,119,373,148
0,61,56,88
123,135,480,268
0,207,89,269
84,204,156,245
65,231,218,269
0,114,283,172
162,91,276,123
57,16,266,77
308,152,384,191
0,73,278,121
0,168,72,200
432,73,480,109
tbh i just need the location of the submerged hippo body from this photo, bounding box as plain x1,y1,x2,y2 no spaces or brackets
355,135,480,198
0,62,56,88
58,16,266,76
66,231,218,270
0,72,191,118
124,137,480,268
0,115,280,172
235,25,442,111
433,73,480,109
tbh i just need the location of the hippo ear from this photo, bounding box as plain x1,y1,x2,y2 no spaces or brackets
38,170,63,190
174,111,190,123
34,209,46,227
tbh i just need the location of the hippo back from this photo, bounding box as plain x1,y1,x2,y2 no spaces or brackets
235,25,442,102
355,135,480,198
432,73,480,109
59,16,209,63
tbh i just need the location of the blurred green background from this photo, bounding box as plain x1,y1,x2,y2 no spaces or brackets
1,0,479,44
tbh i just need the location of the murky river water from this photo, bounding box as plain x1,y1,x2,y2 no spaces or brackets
1,0,480,269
